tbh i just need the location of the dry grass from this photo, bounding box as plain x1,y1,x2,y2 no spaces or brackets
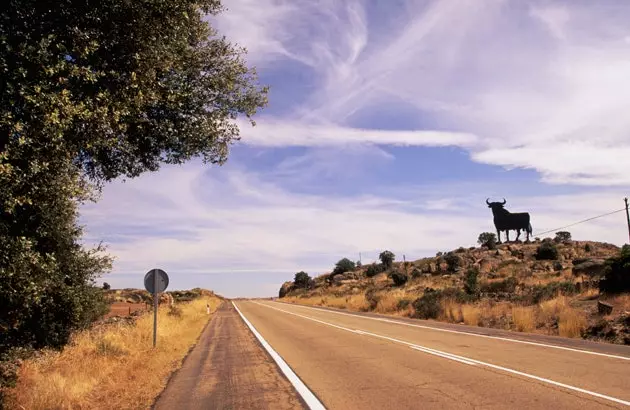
440,298,463,323
512,306,536,332
7,297,221,410
374,289,409,314
558,308,587,338
461,305,481,326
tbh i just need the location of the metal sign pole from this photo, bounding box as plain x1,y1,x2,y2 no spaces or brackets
625,198,630,244
153,269,158,348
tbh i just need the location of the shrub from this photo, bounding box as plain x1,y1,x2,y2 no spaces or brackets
365,289,379,310
397,299,412,310
390,271,408,287
168,305,183,317
332,258,355,275
379,251,395,269
532,281,578,303
443,253,462,272
480,277,519,294
599,245,630,294
436,251,443,257
102,282,111,290
477,232,498,250
411,268,422,278
366,263,386,278
554,231,572,243
455,247,466,253
535,242,559,260
294,271,312,289
584,243,592,252
464,268,479,296
553,261,564,271
412,290,441,319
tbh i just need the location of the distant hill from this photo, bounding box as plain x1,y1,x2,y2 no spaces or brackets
280,239,629,345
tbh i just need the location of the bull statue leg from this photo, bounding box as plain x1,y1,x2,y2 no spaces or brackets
515,229,521,242
496,228,502,244
506,230,510,243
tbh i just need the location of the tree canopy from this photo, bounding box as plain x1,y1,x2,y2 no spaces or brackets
0,0,267,362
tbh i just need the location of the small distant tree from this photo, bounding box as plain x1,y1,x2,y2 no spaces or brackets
600,245,630,294
294,271,311,289
464,268,479,295
478,232,498,250
366,263,385,277
554,231,572,243
379,250,395,269
443,253,463,272
535,242,559,260
390,271,408,287
102,282,111,290
333,258,355,275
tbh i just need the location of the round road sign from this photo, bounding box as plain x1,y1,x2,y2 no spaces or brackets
144,269,169,294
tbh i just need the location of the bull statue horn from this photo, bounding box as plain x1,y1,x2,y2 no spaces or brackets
501,198,507,205
486,198,491,205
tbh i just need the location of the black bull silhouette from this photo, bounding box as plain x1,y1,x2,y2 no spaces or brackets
486,198,532,243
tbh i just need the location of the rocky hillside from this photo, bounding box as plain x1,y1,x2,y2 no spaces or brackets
280,239,630,345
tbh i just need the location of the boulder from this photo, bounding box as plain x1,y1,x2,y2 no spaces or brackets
597,301,614,315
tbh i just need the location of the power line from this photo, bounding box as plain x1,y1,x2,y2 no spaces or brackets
532,208,626,238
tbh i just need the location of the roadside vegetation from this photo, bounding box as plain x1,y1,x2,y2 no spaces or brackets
280,236,630,345
5,296,222,410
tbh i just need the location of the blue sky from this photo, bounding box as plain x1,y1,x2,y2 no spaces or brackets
82,0,630,297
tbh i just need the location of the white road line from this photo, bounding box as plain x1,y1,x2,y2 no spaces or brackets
277,301,630,362
255,301,630,407
232,302,326,410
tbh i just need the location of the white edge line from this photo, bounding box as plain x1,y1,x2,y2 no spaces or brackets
256,301,630,407
231,301,326,410
278,302,630,362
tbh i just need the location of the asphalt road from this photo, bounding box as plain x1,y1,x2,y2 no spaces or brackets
154,302,306,410
235,300,630,410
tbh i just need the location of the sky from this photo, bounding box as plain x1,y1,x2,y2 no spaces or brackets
82,0,630,298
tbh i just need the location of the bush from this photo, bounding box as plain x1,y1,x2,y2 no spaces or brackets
553,261,563,271
443,253,463,272
379,251,395,269
480,277,519,294
397,299,412,310
599,245,630,294
436,252,443,257
168,305,183,317
366,263,386,277
464,268,479,295
294,271,312,289
455,247,466,253
411,268,422,278
102,282,111,290
584,243,592,252
532,281,578,303
390,271,408,287
412,290,442,319
365,289,379,310
554,231,572,243
332,258,356,275
535,242,559,260
478,232,498,250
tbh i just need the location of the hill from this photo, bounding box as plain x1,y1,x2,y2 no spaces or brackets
279,239,630,345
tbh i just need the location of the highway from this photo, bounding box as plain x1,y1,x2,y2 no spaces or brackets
234,300,630,410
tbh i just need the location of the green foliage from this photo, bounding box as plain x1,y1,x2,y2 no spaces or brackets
535,242,559,260
455,247,466,253
379,250,395,269
443,253,462,272
480,277,519,294
584,243,592,252
412,290,441,319
531,281,578,303
294,271,311,289
389,270,408,287
333,258,356,275
365,263,386,278
102,282,111,290
599,245,630,294
397,299,412,310
477,232,498,250
411,268,422,278
0,0,267,371
554,231,572,243
464,268,479,295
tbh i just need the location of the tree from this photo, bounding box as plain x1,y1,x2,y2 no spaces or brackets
600,245,630,294
294,271,311,289
102,282,111,290
443,253,462,272
333,258,355,275
379,250,395,269
365,263,385,278
477,232,497,250
0,0,267,360
535,242,559,260
389,271,408,287
464,268,479,295
554,231,572,243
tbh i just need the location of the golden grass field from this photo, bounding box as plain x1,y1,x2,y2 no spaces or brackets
7,296,222,410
